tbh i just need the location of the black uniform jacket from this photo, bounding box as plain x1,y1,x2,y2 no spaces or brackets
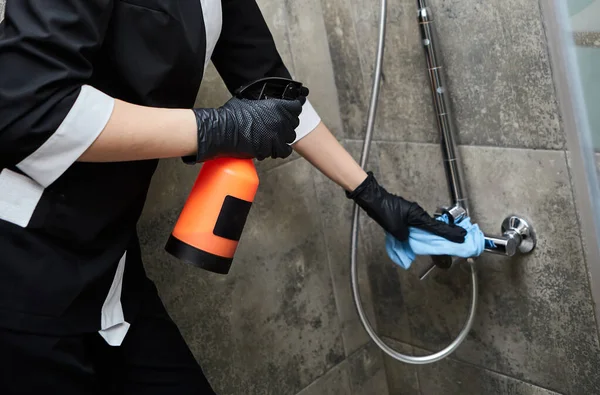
0,0,302,337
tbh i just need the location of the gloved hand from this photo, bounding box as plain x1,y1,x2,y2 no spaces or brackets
346,171,467,243
185,95,304,163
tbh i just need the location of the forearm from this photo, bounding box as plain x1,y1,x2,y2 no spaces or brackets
293,122,367,192
79,99,197,162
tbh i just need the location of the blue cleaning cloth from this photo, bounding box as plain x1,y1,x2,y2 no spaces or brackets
385,214,485,270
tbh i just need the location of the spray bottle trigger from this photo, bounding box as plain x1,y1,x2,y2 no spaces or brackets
234,76,309,101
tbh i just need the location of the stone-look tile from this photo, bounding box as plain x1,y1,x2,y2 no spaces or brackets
313,140,385,356
372,142,600,394
194,63,232,109
319,0,370,140
383,338,562,395
419,365,563,395
347,341,390,395
362,212,415,346
255,0,296,74
380,338,421,395
416,351,564,395
298,341,390,395
426,0,563,149
351,0,439,144
368,142,470,349
574,31,600,48
285,0,344,137
456,146,600,395
296,363,352,395
347,0,563,148
138,158,345,395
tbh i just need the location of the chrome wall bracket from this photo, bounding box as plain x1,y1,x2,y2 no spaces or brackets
419,207,537,280
433,206,536,257
487,216,537,256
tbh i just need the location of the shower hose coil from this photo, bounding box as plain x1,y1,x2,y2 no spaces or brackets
350,0,478,364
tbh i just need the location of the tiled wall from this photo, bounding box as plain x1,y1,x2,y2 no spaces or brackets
317,0,600,394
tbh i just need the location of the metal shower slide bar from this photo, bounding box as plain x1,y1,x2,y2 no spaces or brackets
416,0,536,280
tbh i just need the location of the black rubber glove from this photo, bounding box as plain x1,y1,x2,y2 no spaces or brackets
185,96,304,163
347,172,467,243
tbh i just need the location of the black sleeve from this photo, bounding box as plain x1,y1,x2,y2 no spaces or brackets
210,0,292,94
0,0,115,187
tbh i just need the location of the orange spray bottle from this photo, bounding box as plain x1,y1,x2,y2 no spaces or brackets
165,77,309,274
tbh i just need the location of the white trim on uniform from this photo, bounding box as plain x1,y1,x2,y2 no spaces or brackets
98,251,131,347
16,85,115,188
0,168,44,228
201,0,223,72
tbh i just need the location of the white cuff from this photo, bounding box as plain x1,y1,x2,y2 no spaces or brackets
293,99,321,143
17,85,115,188
0,168,44,228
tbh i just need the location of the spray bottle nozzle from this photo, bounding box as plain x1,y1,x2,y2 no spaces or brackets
234,77,309,101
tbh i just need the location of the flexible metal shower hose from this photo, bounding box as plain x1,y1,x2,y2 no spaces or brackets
349,0,479,364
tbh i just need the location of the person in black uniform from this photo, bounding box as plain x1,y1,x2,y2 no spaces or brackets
0,0,466,393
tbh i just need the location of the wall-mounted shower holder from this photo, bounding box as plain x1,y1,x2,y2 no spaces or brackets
350,0,540,365
487,215,537,256
416,0,537,281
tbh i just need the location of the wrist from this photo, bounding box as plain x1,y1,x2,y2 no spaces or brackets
343,169,369,192
181,109,200,164
346,171,375,199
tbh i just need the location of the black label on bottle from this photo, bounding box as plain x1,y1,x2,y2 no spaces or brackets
213,195,253,241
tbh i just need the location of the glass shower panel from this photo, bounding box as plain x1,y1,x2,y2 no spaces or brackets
543,0,600,312
568,0,600,153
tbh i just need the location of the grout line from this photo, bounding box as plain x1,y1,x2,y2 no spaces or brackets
311,169,350,356
284,0,356,360
343,138,568,152
261,155,353,356
295,359,347,395
380,336,564,395
345,0,371,101
281,0,298,77
536,0,569,152
258,156,303,175
415,356,424,395
296,341,374,394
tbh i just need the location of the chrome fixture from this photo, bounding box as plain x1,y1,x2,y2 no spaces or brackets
417,1,469,215
486,216,537,256
350,0,538,365
417,0,537,278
